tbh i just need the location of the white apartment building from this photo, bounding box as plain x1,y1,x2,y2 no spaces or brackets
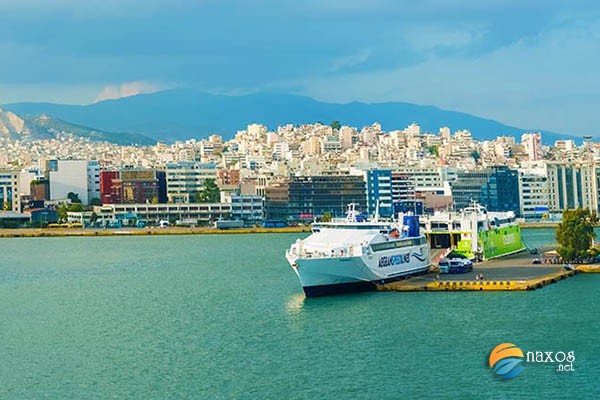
521,132,542,161
165,161,218,203
0,170,19,211
546,161,599,213
518,167,549,220
48,160,99,205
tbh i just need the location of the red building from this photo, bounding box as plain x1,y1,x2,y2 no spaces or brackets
100,171,121,204
100,170,166,204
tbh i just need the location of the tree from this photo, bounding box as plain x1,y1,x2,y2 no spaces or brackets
90,197,102,206
196,178,220,203
470,150,480,163
58,203,84,223
556,208,598,261
2,201,11,211
330,120,341,130
321,212,333,222
427,145,439,156
67,192,81,204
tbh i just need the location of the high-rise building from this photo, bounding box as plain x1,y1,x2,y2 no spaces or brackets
365,170,393,217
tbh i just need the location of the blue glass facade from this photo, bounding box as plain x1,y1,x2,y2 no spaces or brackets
366,170,393,217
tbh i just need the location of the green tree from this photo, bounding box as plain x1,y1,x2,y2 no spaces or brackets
67,192,82,204
196,179,221,203
90,197,102,206
2,201,11,211
556,208,598,261
58,203,84,223
470,150,480,162
427,145,439,156
322,212,333,222
330,120,341,130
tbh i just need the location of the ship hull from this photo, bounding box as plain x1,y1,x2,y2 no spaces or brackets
289,245,430,297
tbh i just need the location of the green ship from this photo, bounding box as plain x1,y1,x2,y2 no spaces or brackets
422,203,525,261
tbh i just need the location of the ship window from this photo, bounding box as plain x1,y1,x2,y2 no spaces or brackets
371,239,413,252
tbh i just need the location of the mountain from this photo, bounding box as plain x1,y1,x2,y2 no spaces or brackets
3,89,576,143
0,108,155,145
0,107,26,136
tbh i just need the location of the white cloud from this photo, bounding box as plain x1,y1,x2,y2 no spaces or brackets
93,81,163,102
295,17,600,135
329,49,371,72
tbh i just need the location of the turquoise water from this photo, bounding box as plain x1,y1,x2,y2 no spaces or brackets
0,229,598,399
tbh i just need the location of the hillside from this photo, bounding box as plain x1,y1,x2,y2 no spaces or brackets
0,108,155,145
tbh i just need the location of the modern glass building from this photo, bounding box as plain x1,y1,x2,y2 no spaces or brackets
481,166,520,214
265,175,366,220
365,170,393,217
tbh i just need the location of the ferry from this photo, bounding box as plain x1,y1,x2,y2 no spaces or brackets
421,202,525,261
285,204,431,297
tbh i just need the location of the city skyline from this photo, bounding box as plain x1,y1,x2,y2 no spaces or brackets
0,1,599,136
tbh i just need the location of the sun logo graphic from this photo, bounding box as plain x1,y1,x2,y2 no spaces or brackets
489,343,525,379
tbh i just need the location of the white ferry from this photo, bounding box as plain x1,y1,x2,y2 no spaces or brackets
285,204,431,297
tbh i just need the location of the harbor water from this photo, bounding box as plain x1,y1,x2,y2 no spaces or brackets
1,228,598,399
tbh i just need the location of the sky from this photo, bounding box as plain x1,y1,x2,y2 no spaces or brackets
0,0,599,135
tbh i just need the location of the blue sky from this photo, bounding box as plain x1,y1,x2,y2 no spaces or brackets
0,0,599,135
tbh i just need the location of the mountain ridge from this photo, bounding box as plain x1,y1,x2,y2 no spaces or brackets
3,89,578,144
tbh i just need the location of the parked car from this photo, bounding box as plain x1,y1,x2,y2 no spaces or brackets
532,258,542,264
438,258,473,274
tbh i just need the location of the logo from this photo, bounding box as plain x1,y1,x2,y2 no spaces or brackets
489,343,524,379
378,249,426,268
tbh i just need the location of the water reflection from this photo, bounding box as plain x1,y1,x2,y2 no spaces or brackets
285,293,306,316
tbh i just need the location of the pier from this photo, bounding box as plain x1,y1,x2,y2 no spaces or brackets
0,226,311,238
377,249,600,292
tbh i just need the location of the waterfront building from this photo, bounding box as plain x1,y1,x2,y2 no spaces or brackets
47,159,99,205
546,161,599,213
100,169,167,204
518,167,549,220
265,175,366,221
450,170,491,210
229,194,264,223
0,170,19,211
481,166,520,214
165,161,217,203
93,202,232,225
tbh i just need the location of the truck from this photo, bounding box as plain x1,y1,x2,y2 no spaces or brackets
262,220,287,228
215,220,244,230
